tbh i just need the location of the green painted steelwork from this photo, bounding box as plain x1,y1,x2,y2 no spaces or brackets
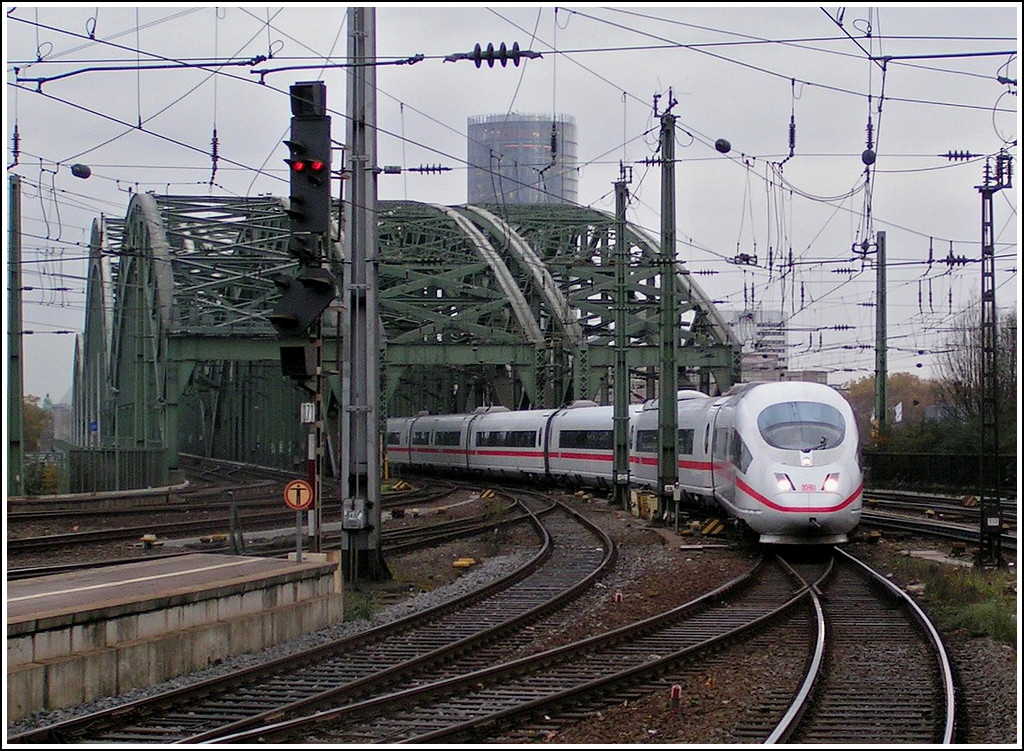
72,195,739,485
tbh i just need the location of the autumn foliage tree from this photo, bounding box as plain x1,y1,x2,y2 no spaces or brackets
22,394,53,452
843,372,950,451
22,395,60,494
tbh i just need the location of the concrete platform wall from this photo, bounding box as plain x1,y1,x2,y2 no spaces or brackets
7,554,344,722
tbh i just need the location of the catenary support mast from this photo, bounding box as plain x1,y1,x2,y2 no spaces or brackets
341,6,387,581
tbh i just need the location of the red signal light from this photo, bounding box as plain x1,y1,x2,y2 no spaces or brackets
286,158,325,176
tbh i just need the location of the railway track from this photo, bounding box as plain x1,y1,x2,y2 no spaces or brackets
7,491,614,744
2,470,982,743
860,509,1017,553
771,548,955,744
6,494,526,581
201,548,954,745
5,510,296,556
864,489,1017,527
5,454,294,515
5,463,448,564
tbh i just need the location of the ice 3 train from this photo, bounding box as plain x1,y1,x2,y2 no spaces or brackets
386,380,863,545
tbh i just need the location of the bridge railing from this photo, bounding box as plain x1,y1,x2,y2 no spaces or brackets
23,443,169,495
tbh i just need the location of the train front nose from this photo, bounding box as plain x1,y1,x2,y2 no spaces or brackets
762,467,861,536
772,469,848,506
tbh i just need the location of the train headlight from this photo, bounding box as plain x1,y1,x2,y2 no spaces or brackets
822,473,840,492
775,473,796,492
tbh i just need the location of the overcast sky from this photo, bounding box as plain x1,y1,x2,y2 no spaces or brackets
4,4,1020,404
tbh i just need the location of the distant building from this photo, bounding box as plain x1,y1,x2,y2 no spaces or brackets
51,402,74,443
780,370,828,385
741,351,783,381
725,309,789,382
467,113,578,205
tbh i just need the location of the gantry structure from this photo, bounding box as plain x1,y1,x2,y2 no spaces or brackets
73,194,740,479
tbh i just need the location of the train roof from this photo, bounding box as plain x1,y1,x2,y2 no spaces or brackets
639,389,709,411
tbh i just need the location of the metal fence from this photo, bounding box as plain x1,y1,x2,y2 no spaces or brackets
23,451,71,495
862,451,1017,495
22,444,169,495
67,447,168,492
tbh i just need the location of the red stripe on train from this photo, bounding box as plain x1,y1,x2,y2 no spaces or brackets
472,450,546,459
551,452,614,461
736,476,862,513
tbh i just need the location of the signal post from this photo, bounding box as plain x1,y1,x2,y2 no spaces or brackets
268,81,335,553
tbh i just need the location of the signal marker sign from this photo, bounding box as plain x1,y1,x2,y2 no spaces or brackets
284,479,314,510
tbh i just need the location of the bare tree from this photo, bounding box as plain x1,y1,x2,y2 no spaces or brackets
997,309,1017,444
935,304,1017,445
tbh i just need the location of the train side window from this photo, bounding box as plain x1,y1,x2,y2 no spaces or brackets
678,428,694,455
507,430,536,448
635,429,658,452
477,430,535,447
731,431,753,473
434,430,461,446
560,429,613,450
386,431,401,446
412,431,430,445
704,424,710,454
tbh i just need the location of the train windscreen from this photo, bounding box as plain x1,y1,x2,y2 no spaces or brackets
757,401,845,450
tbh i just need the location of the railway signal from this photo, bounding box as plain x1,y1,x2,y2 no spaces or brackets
273,82,335,555
267,268,336,340
268,82,337,378
283,82,332,238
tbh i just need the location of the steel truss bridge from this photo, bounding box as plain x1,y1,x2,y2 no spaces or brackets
72,194,740,478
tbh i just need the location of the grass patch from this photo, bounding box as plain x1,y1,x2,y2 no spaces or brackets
343,591,382,623
892,557,1017,645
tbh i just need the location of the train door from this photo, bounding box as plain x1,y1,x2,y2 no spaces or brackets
465,412,485,472
453,415,472,472
678,400,712,496
542,409,563,478
709,400,736,506
385,421,410,468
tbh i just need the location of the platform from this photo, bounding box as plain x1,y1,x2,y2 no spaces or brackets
6,552,343,721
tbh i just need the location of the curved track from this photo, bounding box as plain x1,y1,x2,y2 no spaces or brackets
203,549,954,746
768,548,955,744
7,492,614,744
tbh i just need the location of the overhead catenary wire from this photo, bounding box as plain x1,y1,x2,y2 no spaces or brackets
7,6,1016,389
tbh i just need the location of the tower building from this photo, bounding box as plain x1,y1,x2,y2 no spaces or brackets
467,113,578,205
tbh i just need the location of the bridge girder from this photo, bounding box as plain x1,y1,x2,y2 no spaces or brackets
74,195,739,475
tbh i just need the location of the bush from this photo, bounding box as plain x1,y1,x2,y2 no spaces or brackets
343,592,381,622
895,558,1017,645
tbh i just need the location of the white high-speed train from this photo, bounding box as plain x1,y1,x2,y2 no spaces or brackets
386,380,863,545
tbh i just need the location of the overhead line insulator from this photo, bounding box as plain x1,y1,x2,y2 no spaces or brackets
943,150,980,162
444,41,542,68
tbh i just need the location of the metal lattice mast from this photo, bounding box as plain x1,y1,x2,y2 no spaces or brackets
658,100,679,520
8,175,25,495
612,165,631,509
874,231,887,441
976,151,1010,568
